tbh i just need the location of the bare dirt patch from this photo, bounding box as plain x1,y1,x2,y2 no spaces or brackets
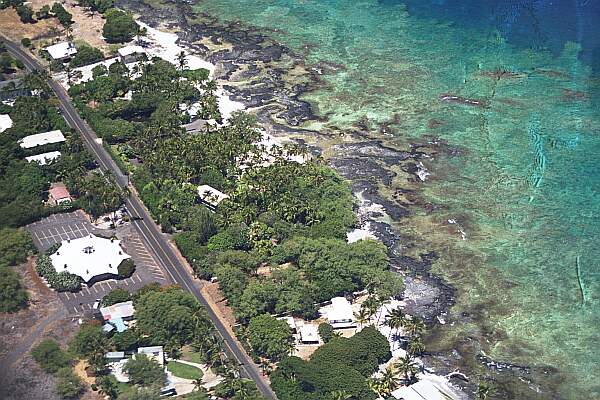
0,0,112,54
201,282,237,330
0,258,83,400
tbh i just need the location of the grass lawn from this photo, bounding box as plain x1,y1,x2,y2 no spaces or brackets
167,361,204,380
181,346,204,365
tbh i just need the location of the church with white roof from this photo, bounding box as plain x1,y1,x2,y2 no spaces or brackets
50,234,130,284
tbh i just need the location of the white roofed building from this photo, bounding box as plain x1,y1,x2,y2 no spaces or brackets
197,185,229,209
45,41,77,61
391,380,458,400
25,151,61,165
19,130,66,149
0,114,13,133
299,324,320,344
327,297,356,329
137,346,164,366
118,45,146,63
49,234,130,283
100,301,135,321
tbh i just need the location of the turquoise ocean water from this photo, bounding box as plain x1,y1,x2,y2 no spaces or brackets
192,0,600,397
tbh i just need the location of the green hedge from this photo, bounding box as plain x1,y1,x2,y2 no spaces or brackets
36,254,82,292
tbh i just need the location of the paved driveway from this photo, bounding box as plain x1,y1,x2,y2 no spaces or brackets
26,211,171,316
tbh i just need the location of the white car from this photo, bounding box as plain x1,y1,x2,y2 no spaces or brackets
92,299,101,309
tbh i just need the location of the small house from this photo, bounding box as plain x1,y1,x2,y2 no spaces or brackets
327,297,356,329
117,45,146,64
391,380,455,400
105,351,126,363
197,184,229,209
100,301,135,322
48,185,71,205
45,42,77,61
299,324,320,345
26,151,61,166
137,346,164,366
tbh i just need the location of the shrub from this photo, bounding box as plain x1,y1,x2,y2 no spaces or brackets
21,37,32,47
31,339,72,373
16,4,34,23
117,258,135,278
55,367,84,399
102,287,130,306
0,266,28,313
317,323,334,344
51,2,72,27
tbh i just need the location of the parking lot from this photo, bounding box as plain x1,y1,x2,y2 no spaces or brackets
26,211,97,251
26,211,171,316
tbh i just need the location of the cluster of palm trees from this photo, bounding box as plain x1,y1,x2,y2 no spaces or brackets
366,353,422,398
353,298,429,398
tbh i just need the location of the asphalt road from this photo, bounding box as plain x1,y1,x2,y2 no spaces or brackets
3,38,277,399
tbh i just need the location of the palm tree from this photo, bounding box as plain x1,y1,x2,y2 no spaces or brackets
193,377,204,391
385,307,406,339
475,382,493,400
354,307,370,330
404,317,426,338
395,354,419,384
330,389,353,400
176,51,188,71
407,336,425,356
366,377,386,398
379,365,401,395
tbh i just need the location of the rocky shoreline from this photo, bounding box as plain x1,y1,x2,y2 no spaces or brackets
114,1,555,397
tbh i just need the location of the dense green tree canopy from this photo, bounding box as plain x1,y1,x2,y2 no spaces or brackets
102,8,138,43
134,286,210,347
0,228,34,265
123,353,166,387
271,327,391,400
0,265,28,312
247,314,293,362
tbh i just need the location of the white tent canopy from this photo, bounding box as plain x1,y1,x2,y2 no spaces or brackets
50,234,130,282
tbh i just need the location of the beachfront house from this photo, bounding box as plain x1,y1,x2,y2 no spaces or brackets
327,297,356,329
117,45,146,64
299,324,320,345
48,184,72,205
197,184,229,210
49,234,131,284
45,41,77,61
0,114,13,133
391,380,455,400
19,130,66,149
